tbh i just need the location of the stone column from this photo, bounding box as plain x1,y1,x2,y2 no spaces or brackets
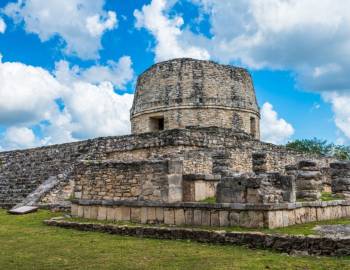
167,160,183,203
212,150,231,177
296,161,322,201
252,152,267,174
330,161,350,199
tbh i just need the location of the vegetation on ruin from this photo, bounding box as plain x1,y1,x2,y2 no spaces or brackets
1,210,350,270
320,192,344,201
199,196,216,204
286,138,350,160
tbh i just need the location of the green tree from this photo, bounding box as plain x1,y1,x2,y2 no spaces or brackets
286,138,350,160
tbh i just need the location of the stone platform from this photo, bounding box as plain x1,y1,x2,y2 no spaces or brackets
71,199,350,229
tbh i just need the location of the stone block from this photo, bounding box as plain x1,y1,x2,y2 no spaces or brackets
77,205,84,218
115,207,122,221
193,209,202,226
164,208,175,225
305,207,317,223
141,207,148,224
210,211,220,227
120,206,131,221
266,211,284,228
71,204,78,217
201,210,210,226
184,209,194,225
239,211,264,228
229,211,240,226
106,207,117,221
194,181,207,201
155,207,164,222
219,211,229,227
330,206,342,220
97,206,107,221
90,206,98,219
83,206,91,219
294,207,306,224
147,207,157,223
175,209,185,225
131,207,141,223
287,210,296,226
168,175,183,203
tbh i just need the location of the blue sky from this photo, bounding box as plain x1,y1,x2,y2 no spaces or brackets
0,0,349,150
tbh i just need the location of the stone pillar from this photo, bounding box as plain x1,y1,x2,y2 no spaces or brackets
330,161,350,199
295,161,322,201
167,160,183,203
252,152,267,174
212,150,231,177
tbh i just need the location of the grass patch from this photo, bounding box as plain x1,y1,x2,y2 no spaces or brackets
199,197,216,204
321,192,344,201
1,209,350,269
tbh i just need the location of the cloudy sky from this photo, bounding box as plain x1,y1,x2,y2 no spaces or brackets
0,0,349,151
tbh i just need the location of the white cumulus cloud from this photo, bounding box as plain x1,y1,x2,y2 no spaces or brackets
0,55,134,150
86,11,117,37
54,56,134,89
323,92,350,140
134,0,210,61
3,0,117,59
260,102,294,145
0,58,62,126
0,17,6,33
2,126,36,149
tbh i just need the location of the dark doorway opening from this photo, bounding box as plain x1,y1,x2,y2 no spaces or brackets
150,117,165,131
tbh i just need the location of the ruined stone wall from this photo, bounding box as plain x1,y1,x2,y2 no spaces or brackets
0,141,89,207
0,127,333,208
216,173,295,204
73,160,171,202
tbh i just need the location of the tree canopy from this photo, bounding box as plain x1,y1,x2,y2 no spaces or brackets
286,138,350,160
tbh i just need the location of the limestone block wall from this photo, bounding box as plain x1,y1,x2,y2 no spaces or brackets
73,160,183,203
74,160,168,202
131,58,260,138
131,108,260,139
0,126,333,208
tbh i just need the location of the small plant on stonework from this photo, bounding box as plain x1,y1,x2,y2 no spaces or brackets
199,197,216,204
66,193,76,202
320,192,344,202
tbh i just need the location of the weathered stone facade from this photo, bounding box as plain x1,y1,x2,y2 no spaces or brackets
216,173,295,204
130,58,260,139
0,127,333,209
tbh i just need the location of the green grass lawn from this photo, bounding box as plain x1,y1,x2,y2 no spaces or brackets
1,210,350,270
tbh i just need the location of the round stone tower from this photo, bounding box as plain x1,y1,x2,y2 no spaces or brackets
130,58,260,139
